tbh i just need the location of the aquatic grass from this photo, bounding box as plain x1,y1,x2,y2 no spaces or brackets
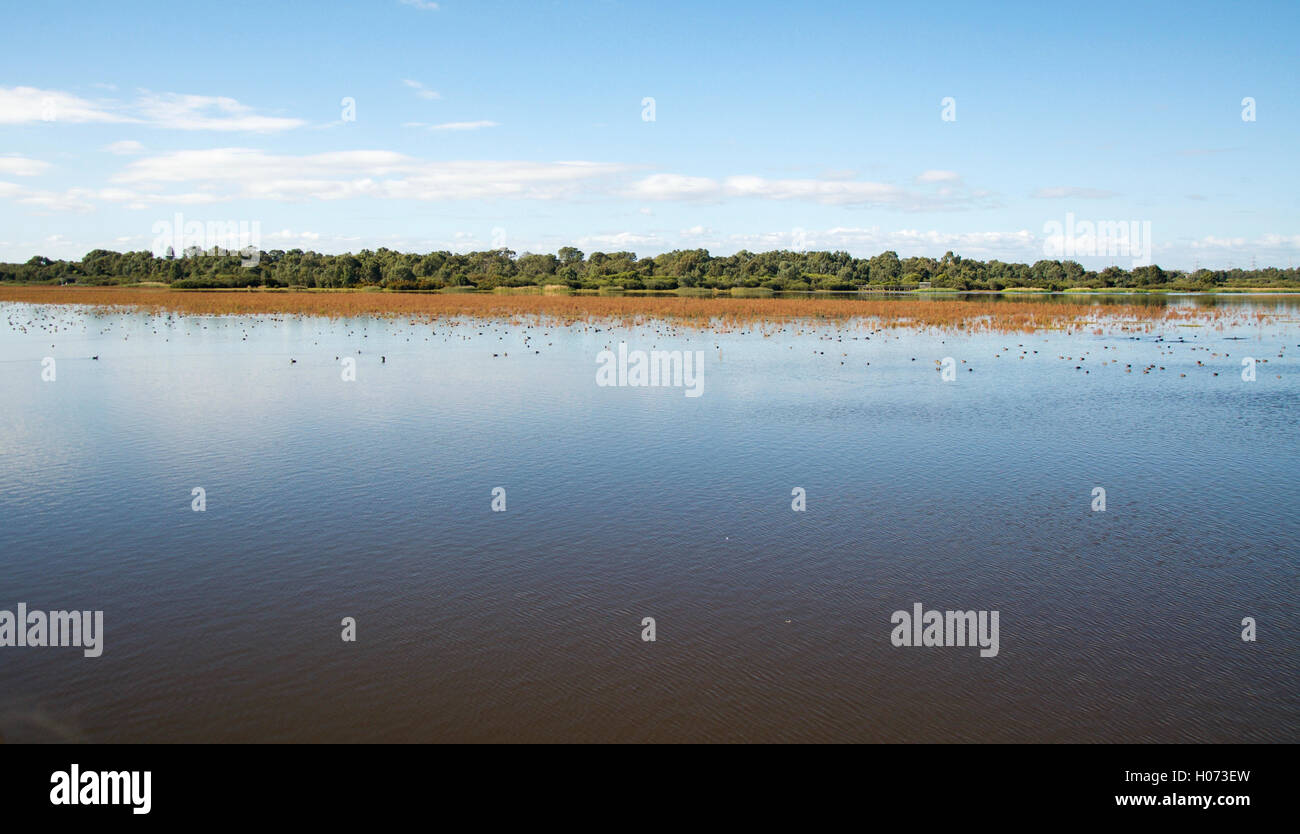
0,285,1268,334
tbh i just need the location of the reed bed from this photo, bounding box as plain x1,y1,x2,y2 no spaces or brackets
0,285,1265,333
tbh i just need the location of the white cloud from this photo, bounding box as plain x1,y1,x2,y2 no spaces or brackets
627,174,720,200
134,93,304,132
0,179,227,212
1189,235,1249,249
915,170,961,184
627,173,989,210
399,0,440,9
110,190,226,209
0,87,130,124
17,150,993,213
104,140,145,155
109,148,631,203
402,79,442,101
1256,233,1300,248
0,181,96,213
1169,233,1300,267
428,120,499,131
0,155,51,176
262,228,324,245
1031,186,1119,199
0,87,303,132
706,226,1039,259
576,231,663,248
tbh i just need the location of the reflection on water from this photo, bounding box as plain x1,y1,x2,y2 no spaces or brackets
0,300,1296,742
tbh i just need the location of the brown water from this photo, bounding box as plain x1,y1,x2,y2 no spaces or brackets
0,300,1296,742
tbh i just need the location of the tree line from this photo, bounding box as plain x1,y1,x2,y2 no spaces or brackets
3,246,1297,291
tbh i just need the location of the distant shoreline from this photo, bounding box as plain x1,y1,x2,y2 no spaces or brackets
4,282,1300,297
7,247,1299,295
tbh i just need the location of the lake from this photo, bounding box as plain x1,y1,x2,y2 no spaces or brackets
1,296,1296,742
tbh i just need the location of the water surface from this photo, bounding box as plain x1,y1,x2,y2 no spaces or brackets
1,299,1296,742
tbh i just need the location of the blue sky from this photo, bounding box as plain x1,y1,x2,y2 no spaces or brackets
1,0,1297,268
